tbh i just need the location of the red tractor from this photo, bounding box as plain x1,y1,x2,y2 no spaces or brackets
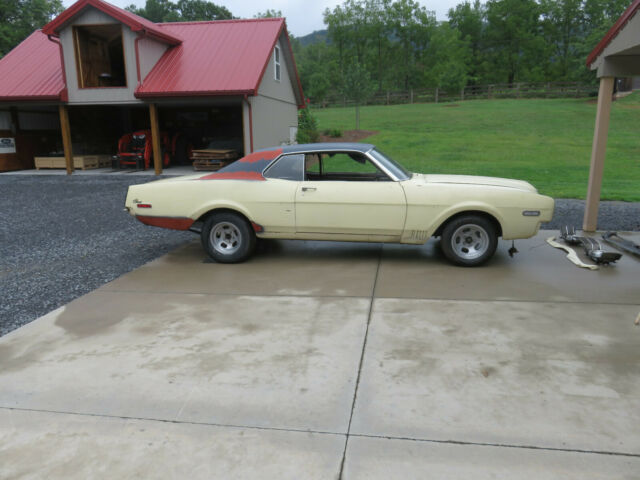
113,130,177,170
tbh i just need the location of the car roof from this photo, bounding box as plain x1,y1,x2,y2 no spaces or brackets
275,143,375,155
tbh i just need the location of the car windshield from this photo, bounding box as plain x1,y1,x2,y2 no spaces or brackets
368,148,412,181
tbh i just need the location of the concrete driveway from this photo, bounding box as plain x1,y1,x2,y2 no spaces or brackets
1,232,639,479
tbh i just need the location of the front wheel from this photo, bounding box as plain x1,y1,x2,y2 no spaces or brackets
441,215,498,267
201,213,256,263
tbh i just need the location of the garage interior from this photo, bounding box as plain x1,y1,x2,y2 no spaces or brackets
0,103,245,173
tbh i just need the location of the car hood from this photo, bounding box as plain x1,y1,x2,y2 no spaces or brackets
411,173,538,193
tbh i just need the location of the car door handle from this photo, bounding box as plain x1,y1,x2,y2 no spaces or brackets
302,187,316,192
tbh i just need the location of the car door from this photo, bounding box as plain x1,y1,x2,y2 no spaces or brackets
253,153,307,233
295,151,406,237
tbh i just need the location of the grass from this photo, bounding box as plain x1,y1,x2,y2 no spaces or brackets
312,93,640,201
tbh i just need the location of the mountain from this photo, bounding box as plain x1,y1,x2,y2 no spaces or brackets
296,29,329,46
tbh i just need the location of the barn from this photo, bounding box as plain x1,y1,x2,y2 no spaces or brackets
0,0,304,174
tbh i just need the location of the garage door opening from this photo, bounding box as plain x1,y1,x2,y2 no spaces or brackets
160,104,245,165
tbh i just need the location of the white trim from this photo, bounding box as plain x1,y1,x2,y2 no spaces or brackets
274,45,281,82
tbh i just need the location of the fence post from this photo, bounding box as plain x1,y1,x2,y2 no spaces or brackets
516,83,521,99
461,87,464,101
410,89,414,104
488,85,492,99
435,87,439,104
386,91,390,105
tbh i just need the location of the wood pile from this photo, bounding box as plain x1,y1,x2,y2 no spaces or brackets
191,149,239,171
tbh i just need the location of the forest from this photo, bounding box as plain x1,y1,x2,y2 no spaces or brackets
1,0,632,103
292,0,631,104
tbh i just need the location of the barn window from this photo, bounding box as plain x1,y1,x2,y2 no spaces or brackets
73,24,127,88
274,45,281,81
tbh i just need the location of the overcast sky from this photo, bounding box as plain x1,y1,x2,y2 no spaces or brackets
63,0,464,37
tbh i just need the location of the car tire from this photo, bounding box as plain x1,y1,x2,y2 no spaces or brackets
441,215,498,267
201,212,256,263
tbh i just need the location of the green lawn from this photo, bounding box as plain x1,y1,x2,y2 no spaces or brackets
312,93,640,201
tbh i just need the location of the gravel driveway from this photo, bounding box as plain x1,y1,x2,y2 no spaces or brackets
1,175,638,336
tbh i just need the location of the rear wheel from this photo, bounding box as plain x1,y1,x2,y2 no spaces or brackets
201,213,256,263
441,215,498,267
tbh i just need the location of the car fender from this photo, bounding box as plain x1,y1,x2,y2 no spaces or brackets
401,201,505,244
190,200,254,224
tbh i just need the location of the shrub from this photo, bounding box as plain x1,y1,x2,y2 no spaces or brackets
296,108,319,144
322,128,342,138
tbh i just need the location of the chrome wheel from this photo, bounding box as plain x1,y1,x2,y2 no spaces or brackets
450,224,489,260
210,222,242,255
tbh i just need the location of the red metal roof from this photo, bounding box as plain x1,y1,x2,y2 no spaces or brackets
586,0,640,66
136,18,304,104
42,0,181,45
0,7,304,104
0,31,65,101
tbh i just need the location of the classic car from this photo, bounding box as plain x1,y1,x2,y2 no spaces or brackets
124,143,554,266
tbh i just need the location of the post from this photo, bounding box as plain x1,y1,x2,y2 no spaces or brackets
410,89,414,104
460,87,464,101
58,104,74,175
583,76,614,232
149,103,162,175
9,107,19,135
435,87,439,104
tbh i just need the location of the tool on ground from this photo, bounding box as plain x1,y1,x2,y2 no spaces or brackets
508,240,518,258
560,226,622,265
602,232,640,257
546,237,599,270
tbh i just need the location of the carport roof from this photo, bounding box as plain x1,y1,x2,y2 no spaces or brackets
586,0,640,66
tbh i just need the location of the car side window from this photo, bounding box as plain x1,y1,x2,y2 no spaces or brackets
264,154,304,181
305,151,389,181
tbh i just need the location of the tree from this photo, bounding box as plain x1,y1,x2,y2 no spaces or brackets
484,0,545,84
340,61,376,130
364,0,391,91
297,42,335,105
254,9,283,19
422,22,469,92
177,0,232,21
126,0,177,22
126,0,232,23
388,0,436,90
324,4,350,75
448,0,484,85
0,0,63,57
540,0,584,80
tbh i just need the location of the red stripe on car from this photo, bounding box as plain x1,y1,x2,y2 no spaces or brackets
238,148,282,163
136,216,194,230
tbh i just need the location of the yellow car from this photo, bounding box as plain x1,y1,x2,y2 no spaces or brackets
125,143,554,266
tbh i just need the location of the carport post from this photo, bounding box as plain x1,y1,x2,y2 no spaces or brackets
583,76,614,232
58,104,74,175
149,103,162,175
